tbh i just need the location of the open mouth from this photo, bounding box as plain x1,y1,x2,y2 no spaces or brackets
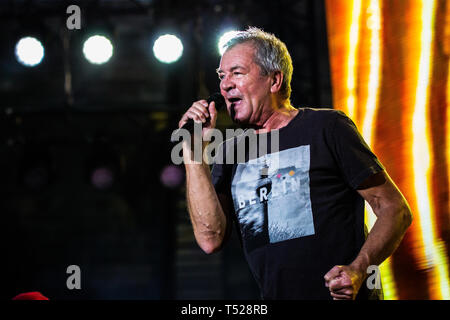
228,97,242,106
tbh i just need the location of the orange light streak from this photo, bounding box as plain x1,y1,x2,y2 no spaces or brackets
411,0,449,300
345,0,363,119
360,0,397,300
326,0,450,299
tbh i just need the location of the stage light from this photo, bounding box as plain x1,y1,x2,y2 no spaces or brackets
152,34,183,64
90,167,114,190
15,36,45,67
160,165,184,188
85,142,119,190
218,30,238,55
82,35,113,64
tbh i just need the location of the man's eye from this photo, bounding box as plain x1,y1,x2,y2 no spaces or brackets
218,74,225,80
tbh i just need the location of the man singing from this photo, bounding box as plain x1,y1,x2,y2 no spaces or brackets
177,27,412,300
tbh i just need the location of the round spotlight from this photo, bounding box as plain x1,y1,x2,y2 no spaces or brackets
90,167,115,190
15,37,45,67
218,30,238,55
82,35,113,64
153,34,183,64
160,165,184,188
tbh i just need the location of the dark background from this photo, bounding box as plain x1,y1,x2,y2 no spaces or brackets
0,0,332,299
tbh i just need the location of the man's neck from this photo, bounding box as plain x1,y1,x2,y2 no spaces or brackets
254,101,298,134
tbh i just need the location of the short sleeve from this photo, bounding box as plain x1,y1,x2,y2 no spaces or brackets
210,140,235,242
211,162,230,195
328,110,385,189
210,139,233,197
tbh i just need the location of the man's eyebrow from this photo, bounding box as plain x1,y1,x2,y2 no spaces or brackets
216,65,245,74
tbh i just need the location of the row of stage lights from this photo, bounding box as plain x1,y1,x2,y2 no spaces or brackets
14,30,239,67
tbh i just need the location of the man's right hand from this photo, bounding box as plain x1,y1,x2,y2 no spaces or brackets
178,99,218,139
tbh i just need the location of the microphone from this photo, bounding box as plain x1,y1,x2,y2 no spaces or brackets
180,92,226,134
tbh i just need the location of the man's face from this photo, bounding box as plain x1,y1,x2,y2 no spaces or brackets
217,43,273,125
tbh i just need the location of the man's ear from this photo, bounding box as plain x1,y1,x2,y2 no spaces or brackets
270,71,283,94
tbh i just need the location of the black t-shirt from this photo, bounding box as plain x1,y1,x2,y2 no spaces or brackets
211,108,385,300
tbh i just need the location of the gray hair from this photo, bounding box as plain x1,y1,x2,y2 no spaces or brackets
223,27,293,101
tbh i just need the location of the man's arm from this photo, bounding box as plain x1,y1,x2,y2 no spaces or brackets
180,99,230,255
324,170,413,299
184,157,228,254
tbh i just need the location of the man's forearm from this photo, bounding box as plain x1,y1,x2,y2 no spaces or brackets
325,173,413,299
351,202,412,273
184,144,227,254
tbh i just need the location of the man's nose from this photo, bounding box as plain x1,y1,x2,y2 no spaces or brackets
220,75,235,92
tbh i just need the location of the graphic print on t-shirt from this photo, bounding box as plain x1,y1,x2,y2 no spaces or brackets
231,145,315,253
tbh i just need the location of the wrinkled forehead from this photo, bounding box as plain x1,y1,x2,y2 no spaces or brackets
218,42,258,71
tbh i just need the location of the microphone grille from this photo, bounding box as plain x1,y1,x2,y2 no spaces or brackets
207,92,226,110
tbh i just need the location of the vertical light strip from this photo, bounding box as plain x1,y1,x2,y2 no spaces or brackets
346,0,363,119
360,0,398,300
362,0,382,231
448,66,450,228
447,1,450,249
446,60,450,299
412,0,450,299
445,1,450,301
